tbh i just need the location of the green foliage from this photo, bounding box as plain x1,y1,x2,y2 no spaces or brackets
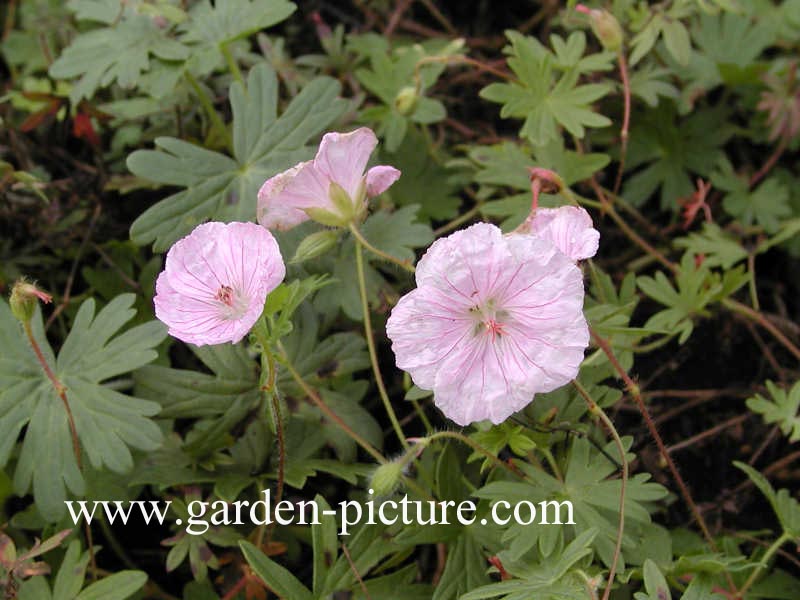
468,139,609,228
360,205,434,262
460,529,597,600
735,462,800,540
475,436,668,568
179,0,296,73
713,162,792,233
3,0,800,598
353,35,462,151
637,253,748,344
674,223,748,270
747,381,800,443
49,13,189,103
0,295,165,520
128,63,347,250
481,31,613,146
623,103,730,210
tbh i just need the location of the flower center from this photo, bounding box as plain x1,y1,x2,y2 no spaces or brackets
483,318,506,341
215,285,234,306
214,285,248,319
469,298,508,341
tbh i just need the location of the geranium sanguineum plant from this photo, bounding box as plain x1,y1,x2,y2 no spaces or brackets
257,127,400,231
153,221,285,346
386,221,594,426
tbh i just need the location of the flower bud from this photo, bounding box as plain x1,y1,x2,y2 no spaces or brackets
370,462,403,496
576,5,624,52
393,86,419,116
9,279,51,324
290,230,339,264
528,167,564,195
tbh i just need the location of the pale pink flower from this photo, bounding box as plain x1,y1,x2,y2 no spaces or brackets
517,206,599,261
386,222,589,426
154,222,285,346
257,128,400,230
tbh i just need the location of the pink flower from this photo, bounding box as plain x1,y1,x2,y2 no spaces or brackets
386,223,589,426
154,222,285,346
257,127,400,230
517,206,599,261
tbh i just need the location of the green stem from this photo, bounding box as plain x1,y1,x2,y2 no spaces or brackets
252,322,284,549
422,430,522,478
433,203,483,237
410,398,434,433
541,447,563,482
739,532,791,597
220,42,245,86
747,253,760,311
349,223,415,273
354,240,409,449
574,380,627,600
632,333,678,354
184,70,232,153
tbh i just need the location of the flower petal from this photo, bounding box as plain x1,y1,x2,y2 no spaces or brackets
415,222,511,305
257,161,331,231
386,286,475,390
432,334,537,426
314,128,378,198
521,206,599,261
365,165,401,197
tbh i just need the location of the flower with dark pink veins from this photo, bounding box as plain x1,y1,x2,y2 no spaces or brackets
257,127,400,230
386,222,589,426
154,222,285,346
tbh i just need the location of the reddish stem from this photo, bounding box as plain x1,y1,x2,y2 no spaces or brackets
749,136,788,188
23,321,81,468
613,52,631,196
220,574,248,600
590,330,717,547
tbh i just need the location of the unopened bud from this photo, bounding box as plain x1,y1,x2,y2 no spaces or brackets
9,279,51,323
370,462,403,496
394,86,419,116
576,5,624,52
528,167,564,195
290,230,339,264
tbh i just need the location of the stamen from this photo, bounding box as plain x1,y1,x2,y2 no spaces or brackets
484,318,505,341
215,285,234,306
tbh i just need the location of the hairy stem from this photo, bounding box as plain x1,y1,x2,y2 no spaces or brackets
422,431,523,478
349,223,415,273
23,321,81,467
22,320,96,575
747,253,760,311
590,329,717,548
278,341,387,464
